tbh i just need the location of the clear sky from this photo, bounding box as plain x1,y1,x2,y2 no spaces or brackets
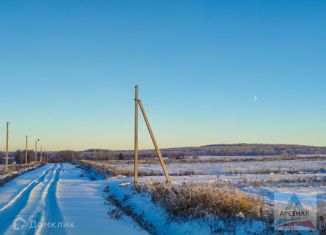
0,0,325,151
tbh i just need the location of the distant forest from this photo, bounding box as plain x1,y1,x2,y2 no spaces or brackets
2,144,326,162
80,144,326,160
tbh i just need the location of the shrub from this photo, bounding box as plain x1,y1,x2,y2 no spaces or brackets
138,182,265,220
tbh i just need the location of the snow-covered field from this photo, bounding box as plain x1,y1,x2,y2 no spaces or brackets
95,156,326,234
101,156,326,189
197,154,326,161
1,159,324,234
109,159,326,175
106,178,271,235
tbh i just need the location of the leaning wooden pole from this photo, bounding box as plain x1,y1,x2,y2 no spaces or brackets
5,122,9,173
138,99,171,182
134,85,139,184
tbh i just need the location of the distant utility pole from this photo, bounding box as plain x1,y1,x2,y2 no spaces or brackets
71,152,77,163
40,146,43,162
5,122,9,173
35,139,39,162
133,85,171,184
25,135,28,164
44,148,46,163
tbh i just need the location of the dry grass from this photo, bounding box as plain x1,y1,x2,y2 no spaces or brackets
137,182,266,220
80,160,205,177
80,160,160,176
0,162,41,176
0,162,43,186
228,165,326,175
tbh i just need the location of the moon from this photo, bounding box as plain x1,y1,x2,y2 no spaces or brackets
254,96,258,102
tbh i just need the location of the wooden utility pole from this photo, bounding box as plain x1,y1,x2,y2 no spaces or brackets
40,146,43,162
133,85,171,183
35,139,39,162
134,85,139,184
73,152,77,163
5,122,9,173
25,135,28,164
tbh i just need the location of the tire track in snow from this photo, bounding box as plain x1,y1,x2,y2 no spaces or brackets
35,163,66,235
21,165,59,235
19,164,64,235
0,165,55,234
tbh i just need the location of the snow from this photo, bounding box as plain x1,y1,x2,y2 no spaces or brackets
100,157,326,209
197,154,326,161
108,159,326,175
106,178,271,235
105,175,324,234
0,163,148,235
0,164,53,209
1,158,324,234
96,156,325,234
56,163,147,235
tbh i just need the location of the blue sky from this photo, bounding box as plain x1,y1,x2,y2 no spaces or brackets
0,0,325,151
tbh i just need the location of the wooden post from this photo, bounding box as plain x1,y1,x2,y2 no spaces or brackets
138,100,171,182
40,146,43,162
5,122,9,173
72,152,78,163
25,135,28,164
134,85,139,184
35,140,38,162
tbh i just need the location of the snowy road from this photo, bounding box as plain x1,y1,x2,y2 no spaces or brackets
0,163,148,235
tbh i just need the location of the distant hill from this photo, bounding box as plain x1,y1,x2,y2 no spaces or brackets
162,144,326,156
3,144,326,162
82,149,115,154
81,144,326,160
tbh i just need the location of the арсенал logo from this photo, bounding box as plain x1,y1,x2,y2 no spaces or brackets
274,193,316,231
